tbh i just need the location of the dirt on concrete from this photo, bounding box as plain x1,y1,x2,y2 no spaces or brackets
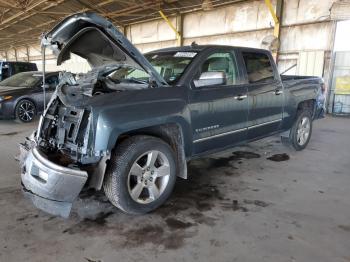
1,117,350,262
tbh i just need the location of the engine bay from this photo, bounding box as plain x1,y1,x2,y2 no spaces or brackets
36,65,150,166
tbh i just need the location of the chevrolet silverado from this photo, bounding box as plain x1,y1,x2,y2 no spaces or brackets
20,12,325,217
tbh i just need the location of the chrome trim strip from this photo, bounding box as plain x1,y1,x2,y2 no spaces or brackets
193,119,283,143
247,119,282,130
193,127,247,143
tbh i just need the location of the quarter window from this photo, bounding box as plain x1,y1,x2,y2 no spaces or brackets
200,52,239,85
242,52,275,83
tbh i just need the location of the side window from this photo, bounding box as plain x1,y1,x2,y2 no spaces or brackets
1,64,9,79
30,64,37,71
12,63,23,74
200,52,239,85
242,52,275,83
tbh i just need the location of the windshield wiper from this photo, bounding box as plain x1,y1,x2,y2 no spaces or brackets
127,77,148,84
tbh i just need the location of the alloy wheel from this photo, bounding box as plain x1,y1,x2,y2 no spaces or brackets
127,150,171,204
296,116,311,146
18,101,35,122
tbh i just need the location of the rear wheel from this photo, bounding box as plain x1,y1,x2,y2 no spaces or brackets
15,99,36,123
288,110,313,151
103,135,177,214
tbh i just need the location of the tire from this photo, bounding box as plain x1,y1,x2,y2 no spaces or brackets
289,110,313,151
15,99,36,123
103,135,177,215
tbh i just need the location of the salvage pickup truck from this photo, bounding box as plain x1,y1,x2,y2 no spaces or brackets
20,12,325,217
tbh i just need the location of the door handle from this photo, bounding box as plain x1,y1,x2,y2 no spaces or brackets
234,94,248,101
275,89,283,95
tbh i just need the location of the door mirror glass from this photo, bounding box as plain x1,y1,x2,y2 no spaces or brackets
194,71,226,88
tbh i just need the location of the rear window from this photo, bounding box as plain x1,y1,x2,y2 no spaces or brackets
242,52,275,83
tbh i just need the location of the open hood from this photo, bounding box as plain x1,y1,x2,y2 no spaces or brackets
42,12,167,86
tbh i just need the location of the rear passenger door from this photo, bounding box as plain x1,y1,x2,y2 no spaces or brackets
189,50,248,155
241,51,284,140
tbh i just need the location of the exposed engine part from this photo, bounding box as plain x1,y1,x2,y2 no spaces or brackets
36,64,149,167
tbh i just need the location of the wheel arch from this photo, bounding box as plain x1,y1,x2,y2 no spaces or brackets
89,122,189,191
115,123,188,180
297,99,316,118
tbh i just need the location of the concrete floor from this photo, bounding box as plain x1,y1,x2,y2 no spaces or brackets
0,116,349,262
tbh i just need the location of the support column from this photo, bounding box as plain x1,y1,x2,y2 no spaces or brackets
26,45,30,62
159,10,181,46
176,13,184,46
275,0,283,63
123,25,127,37
14,48,17,61
264,0,283,63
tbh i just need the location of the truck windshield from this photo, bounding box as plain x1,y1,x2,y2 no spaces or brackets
145,51,197,84
107,66,149,84
0,72,41,88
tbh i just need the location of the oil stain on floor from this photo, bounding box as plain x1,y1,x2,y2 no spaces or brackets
267,153,290,162
0,131,19,136
56,150,273,250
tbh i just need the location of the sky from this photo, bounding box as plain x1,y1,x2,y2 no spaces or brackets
334,20,350,51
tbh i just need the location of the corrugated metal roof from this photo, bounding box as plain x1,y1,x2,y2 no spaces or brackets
0,0,247,51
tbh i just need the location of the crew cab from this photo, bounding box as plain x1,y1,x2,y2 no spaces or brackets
20,12,325,217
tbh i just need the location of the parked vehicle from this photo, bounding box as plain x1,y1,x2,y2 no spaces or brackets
20,13,325,217
0,61,38,81
0,71,60,122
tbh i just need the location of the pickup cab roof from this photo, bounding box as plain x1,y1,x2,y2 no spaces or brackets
147,45,272,54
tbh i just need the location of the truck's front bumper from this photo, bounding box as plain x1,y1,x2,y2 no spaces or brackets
20,145,88,218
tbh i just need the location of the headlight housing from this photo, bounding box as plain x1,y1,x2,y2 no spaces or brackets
0,95,12,102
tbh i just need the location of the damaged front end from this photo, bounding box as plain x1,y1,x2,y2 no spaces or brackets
20,143,88,218
20,12,167,217
20,81,107,218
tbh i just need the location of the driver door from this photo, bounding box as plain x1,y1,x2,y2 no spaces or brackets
189,50,249,155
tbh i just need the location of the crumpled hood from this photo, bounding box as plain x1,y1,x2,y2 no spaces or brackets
42,12,167,86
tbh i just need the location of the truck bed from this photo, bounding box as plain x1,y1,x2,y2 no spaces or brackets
281,74,325,119
281,75,322,89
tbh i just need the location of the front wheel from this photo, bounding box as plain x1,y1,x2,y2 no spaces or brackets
289,110,313,151
15,99,36,123
103,135,177,214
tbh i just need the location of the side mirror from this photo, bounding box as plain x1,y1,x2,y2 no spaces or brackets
42,84,50,89
194,71,226,88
